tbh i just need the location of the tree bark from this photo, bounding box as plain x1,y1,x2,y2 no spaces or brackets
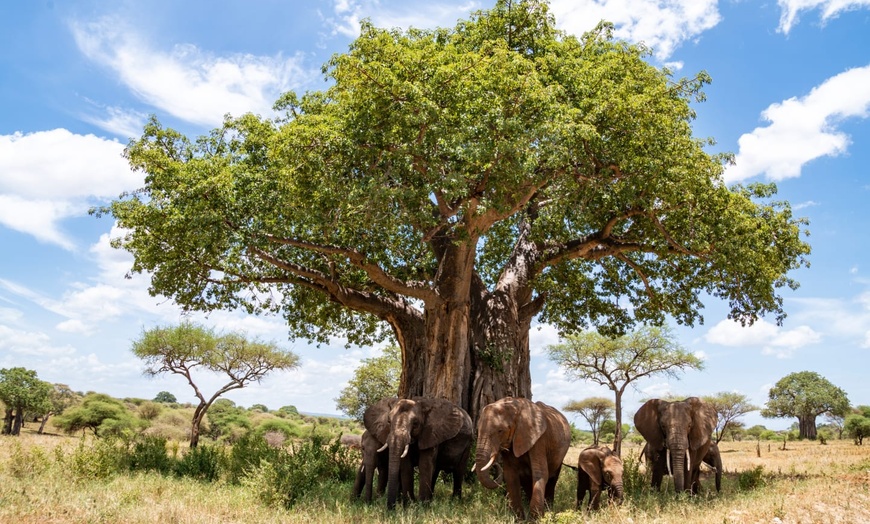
1,408,12,435
798,415,817,440
38,413,52,434
613,392,624,456
190,404,207,448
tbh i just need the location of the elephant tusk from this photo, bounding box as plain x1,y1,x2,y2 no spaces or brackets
359,464,365,473
401,444,409,458
480,455,496,472
471,463,476,472
377,442,388,453
666,449,672,476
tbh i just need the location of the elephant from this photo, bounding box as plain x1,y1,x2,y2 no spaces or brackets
576,445,624,511
364,396,473,509
641,440,723,492
634,397,717,494
475,397,571,520
351,430,389,502
341,433,363,450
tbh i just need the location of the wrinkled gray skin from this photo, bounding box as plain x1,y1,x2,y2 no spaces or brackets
365,397,473,509
576,445,624,510
475,397,571,520
351,430,389,502
634,397,717,494
641,440,723,492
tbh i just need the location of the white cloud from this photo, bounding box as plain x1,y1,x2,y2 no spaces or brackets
725,65,870,184
704,318,821,358
550,0,721,59
82,105,149,139
0,325,76,357
0,129,136,249
71,17,316,128
777,0,870,34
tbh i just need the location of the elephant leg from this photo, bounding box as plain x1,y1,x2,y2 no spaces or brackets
352,463,365,500
376,462,388,496
502,461,526,520
452,446,470,499
528,475,549,519
576,471,589,510
589,488,601,510
418,449,436,502
399,458,415,505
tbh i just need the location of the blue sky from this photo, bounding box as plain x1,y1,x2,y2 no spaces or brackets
1,1,869,430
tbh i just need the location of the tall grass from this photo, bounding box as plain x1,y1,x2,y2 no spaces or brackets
2,432,869,523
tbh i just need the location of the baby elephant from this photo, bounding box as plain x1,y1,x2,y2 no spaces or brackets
577,445,624,510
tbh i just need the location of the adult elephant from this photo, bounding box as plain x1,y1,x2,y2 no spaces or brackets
364,396,473,509
634,397,717,494
576,445,624,510
351,429,389,502
641,440,723,492
475,397,571,520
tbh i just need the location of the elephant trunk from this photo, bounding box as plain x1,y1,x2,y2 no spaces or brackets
670,448,687,492
474,439,502,490
610,481,624,504
386,434,409,509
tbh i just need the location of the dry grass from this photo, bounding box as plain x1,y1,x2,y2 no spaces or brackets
2,432,869,523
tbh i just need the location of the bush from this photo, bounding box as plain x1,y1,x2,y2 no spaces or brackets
62,437,126,480
126,435,172,474
242,433,358,508
175,445,223,482
621,448,648,496
737,465,766,491
225,431,282,484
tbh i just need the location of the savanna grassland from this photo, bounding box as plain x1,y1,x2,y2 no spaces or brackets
2,429,869,524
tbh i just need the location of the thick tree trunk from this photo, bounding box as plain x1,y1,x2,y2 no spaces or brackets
11,409,23,436
613,393,624,456
38,413,52,434
798,415,817,440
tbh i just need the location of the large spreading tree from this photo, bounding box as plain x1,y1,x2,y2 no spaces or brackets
762,371,849,440
103,0,809,421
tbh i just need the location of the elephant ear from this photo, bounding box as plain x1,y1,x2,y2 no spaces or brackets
634,399,665,452
687,397,718,451
512,399,548,457
363,397,397,445
578,447,603,480
417,397,467,449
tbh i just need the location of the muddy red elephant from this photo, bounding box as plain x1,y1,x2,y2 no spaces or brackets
474,397,571,520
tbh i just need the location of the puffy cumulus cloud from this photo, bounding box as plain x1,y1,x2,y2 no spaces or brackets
777,0,870,34
0,325,76,357
725,65,870,184
704,318,821,358
550,0,721,60
0,129,136,249
71,17,315,128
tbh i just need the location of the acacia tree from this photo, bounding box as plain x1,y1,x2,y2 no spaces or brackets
845,406,870,445
132,322,300,447
102,0,809,421
563,396,614,445
702,391,759,443
0,367,52,436
335,344,401,421
761,371,849,440
548,325,703,455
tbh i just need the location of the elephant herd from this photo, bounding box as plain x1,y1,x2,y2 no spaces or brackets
349,395,721,520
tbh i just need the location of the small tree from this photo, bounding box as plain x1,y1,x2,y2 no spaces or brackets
702,391,759,443
548,325,703,455
335,345,401,421
761,371,850,440
37,383,80,434
132,322,301,447
54,393,139,437
845,406,870,445
153,391,177,403
0,367,52,436
563,397,614,445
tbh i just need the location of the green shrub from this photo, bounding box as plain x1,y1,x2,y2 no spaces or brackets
126,435,172,474
225,431,282,484
62,437,126,480
243,433,358,508
174,445,223,482
6,441,51,478
621,448,648,496
737,465,766,490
